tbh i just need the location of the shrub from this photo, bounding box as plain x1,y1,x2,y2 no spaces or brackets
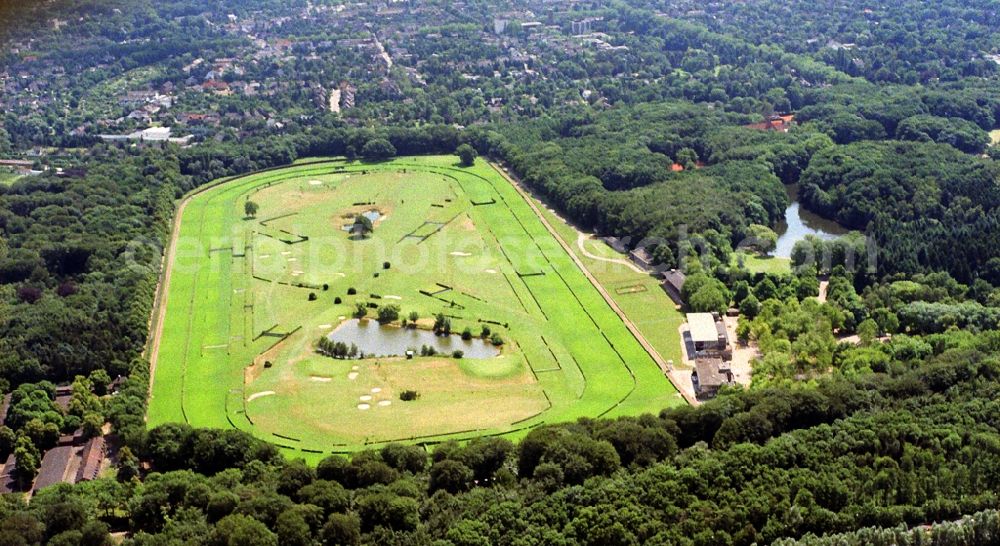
322,283,329,291
308,293,318,301
461,327,472,340
377,304,401,324
383,262,391,269
347,287,357,295
361,138,396,161
264,361,273,369
400,390,419,401
456,143,478,167
490,333,504,346
334,296,342,304
480,325,491,338
452,350,464,359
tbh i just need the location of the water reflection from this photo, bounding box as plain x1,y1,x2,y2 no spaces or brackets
773,184,848,258
327,319,500,359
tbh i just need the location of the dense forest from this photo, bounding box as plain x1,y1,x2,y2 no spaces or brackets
5,334,1000,545
1,0,1000,543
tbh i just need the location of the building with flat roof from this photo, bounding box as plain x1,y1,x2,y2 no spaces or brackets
688,313,724,350
692,357,734,399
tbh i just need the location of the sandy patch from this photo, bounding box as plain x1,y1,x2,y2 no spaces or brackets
318,324,332,329
357,403,371,410
259,254,270,259
339,316,346,320
360,395,372,402
351,365,359,371
281,251,292,256
288,258,297,262
384,295,402,300
378,400,392,407
450,251,473,257
484,269,497,274
347,372,359,380
460,215,475,231
247,390,276,402
310,376,332,383
309,180,323,185
371,387,382,394
336,272,346,277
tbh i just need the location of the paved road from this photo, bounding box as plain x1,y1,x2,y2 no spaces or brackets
492,163,697,407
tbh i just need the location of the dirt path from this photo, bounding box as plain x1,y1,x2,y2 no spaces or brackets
817,280,829,303
328,88,341,113
492,163,697,407
576,233,647,274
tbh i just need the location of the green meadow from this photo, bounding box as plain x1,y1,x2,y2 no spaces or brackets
148,156,681,458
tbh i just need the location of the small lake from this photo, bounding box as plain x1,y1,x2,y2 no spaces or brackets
772,184,848,258
327,319,500,359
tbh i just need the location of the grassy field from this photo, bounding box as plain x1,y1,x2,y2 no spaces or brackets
148,156,682,458
734,251,792,275
0,169,22,186
531,200,688,372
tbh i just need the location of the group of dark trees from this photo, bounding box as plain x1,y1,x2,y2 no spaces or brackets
5,336,1000,544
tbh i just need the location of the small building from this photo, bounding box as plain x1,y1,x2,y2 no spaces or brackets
661,269,685,306
76,436,106,483
602,236,628,254
629,247,656,270
688,313,726,352
746,114,795,133
691,357,734,399
0,454,17,494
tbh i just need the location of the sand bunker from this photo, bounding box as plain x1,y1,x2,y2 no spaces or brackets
259,254,270,259
359,395,372,402
351,365,359,371
309,180,323,185
281,251,292,256
288,258,297,262
371,387,382,394
247,391,276,402
357,403,370,410
450,251,473,257
309,376,332,383
347,372,359,380
318,324,332,329
384,295,402,300
378,400,392,407
484,269,497,274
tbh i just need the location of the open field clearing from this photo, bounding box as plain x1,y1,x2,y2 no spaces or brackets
148,156,681,457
